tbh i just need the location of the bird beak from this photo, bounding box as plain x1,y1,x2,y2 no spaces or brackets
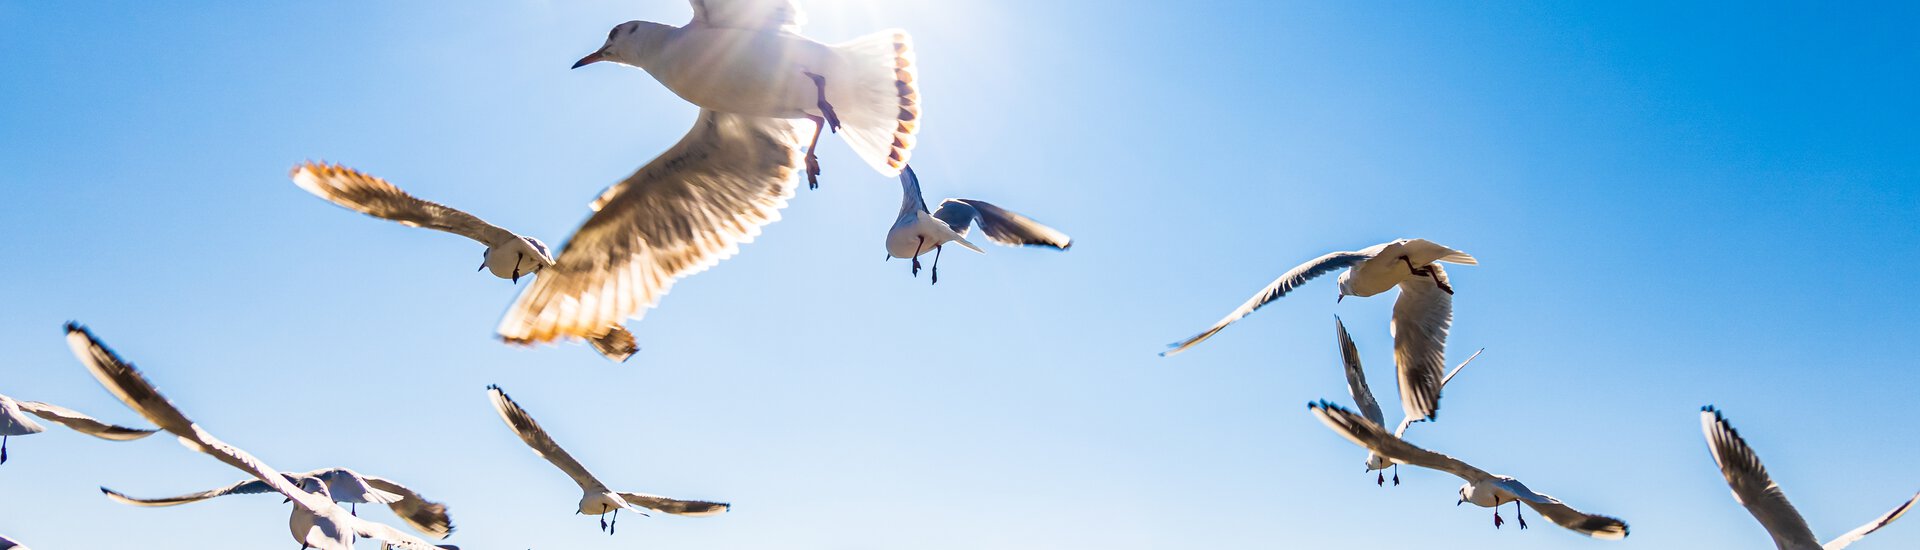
1336,294,1345,303
572,50,606,69
1456,499,1464,506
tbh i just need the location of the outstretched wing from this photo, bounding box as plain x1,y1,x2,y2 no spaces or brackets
1393,348,1482,438
588,326,640,363
342,514,458,550
1824,491,1919,550
689,0,804,33
496,110,808,346
617,492,732,517
1307,400,1491,483
17,401,155,441
487,385,611,495
291,162,518,248
1493,478,1631,540
1391,267,1453,422
1163,251,1372,356
360,476,456,539
933,199,1072,250
1333,317,1384,427
100,479,276,507
1700,406,1820,550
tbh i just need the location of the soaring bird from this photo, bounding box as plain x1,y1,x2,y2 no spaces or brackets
1701,406,1918,550
0,392,154,465
572,0,919,188
886,165,1072,284
1333,317,1481,486
103,467,454,539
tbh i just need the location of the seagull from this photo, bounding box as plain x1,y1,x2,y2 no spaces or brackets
291,162,639,363
0,392,155,465
487,385,729,535
62,323,456,550
292,162,554,284
1701,406,1918,550
495,109,811,350
1309,400,1629,539
1334,316,1481,486
572,0,920,188
102,466,455,539
1164,239,1476,420
0,533,28,550
887,165,1072,284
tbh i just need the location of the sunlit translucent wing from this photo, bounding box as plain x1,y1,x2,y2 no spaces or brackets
617,492,732,517
1332,317,1384,428
1392,266,1453,422
362,475,456,539
16,401,155,440
1163,251,1373,356
689,0,805,34
1700,407,1821,550
496,110,808,346
486,385,614,496
589,326,640,363
1489,477,1631,540
932,199,1072,250
291,162,519,249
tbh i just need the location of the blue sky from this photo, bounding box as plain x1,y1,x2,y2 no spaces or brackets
2,1,1917,548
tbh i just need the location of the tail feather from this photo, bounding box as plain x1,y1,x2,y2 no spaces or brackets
828,29,919,176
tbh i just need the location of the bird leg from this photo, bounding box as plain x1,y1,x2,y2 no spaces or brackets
599,510,608,533
1494,507,1505,529
1392,464,1400,486
803,115,826,189
804,72,842,133
512,252,524,283
1515,501,1528,529
610,507,619,535
911,236,925,276
351,502,357,516
1398,256,1454,294
1,436,8,464
1376,471,1385,486
931,244,943,285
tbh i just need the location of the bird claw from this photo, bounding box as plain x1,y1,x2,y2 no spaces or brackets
1494,512,1505,529
930,265,938,285
1392,473,1400,486
1376,472,1385,486
911,258,921,276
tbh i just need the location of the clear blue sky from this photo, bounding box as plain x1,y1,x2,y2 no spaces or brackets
3,1,1917,548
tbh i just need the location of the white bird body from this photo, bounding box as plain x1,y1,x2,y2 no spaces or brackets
884,166,1070,282
627,24,839,120
1337,239,1473,298
0,395,45,437
887,209,981,259
1336,317,1483,480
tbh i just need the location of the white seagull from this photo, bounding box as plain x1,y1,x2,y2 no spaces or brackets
572,0,920,188
1334,316,1481,486
1309,400,1629,539
887,165,1072,284
0,391,155,465
1701,406,1918,550
63,323,456,550
1165,239,1476,421
494,109,811,350
0,533,27,550
102,466,455,539
291,162,640,362
487,385,729,535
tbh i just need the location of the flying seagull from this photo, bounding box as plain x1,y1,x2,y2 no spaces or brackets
291,162,639,363
1165,239,1476,421
0,392,155,465
886,165,1072,284
63,323,456,550
487,385,729,535
494,109,811,351
1309,400,1629,539
1701,406,1918,550
572,0,920,188
1334,316,1481,486
103,467,454,539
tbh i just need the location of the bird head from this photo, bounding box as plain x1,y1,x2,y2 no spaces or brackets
574,21,669,69
1335,272,1356,302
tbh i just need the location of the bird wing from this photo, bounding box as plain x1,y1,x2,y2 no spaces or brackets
16,401,155,441
100,479,278,507
1391,266,1453,422
0,533,26,550
616,492,732,517
933,199,1072,250
588,325,640,363
1307,400,1491,482
290,162,519,248
1824,491,1920,550
1701,406,1822,550
689,0,804,33
486,385,612,495
340,513,457,550
1163,251,1373,356
496,110,808,346
1392,348,1483,438
358,475,456,539
899,165,929,216
1333,317,1385,428
1492,477,1631,540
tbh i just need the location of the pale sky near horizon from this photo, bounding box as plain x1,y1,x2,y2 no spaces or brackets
2,1,1917,549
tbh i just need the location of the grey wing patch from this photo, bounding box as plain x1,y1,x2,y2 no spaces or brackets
291,162,518,248
1700,407,1820,550
486,385,610,494
362,476,455,539
100,479,276,507
617,492,731,517
937,199,1071,250
1333,317,1385,427
1163,251,1373,356
1495,478,1630,540
900,165,930,216
17,401,156,440
1392,270,1452,421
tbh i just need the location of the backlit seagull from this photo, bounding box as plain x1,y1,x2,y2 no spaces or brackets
103,466,454,539
63,323,456,550
1310,400,1629,539
1334,316,1481,486
0,392,155,465
572,0,920,188
487,385,729,535
1701,406,1918,550
887,165,1072,284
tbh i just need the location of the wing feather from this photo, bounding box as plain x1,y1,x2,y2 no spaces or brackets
616,492,731,517
1494,478,1631,540
1307,400,1491,482
1824,491,1919,550
1333,318,1384,427
486,385,610,494
1391,268,1452,421
934,199,1071,250
17,401,155,441
1701,406,1821,550
291,162,517,248
1163,251,1373,356
689,0,804,33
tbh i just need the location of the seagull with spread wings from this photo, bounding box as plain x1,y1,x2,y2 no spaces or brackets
487,385,729,535
1333,316,1481,486
62,323,456,550
572,0,919,188
1701,406,1918,550
886,165,1072,284
103,466,454,539
0,391,154,465
1309,400,1629,539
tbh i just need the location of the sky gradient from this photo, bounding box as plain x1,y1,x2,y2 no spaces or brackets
2,1,1917,548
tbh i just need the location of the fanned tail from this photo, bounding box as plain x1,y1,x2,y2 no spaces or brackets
828,29,919,176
